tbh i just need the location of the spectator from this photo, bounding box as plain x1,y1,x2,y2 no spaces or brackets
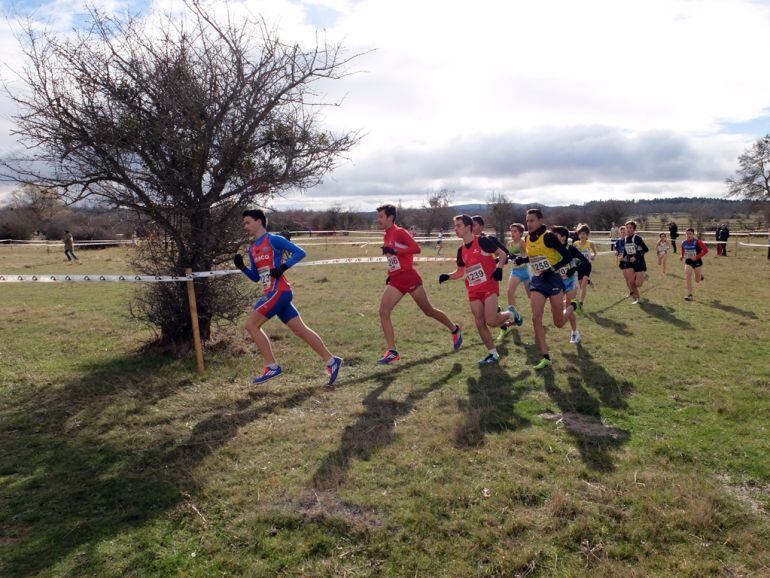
280,226,292,241
668,221,679,253
715,224,724,256
63,230,79,262
721,224,729,256
609,222,620,252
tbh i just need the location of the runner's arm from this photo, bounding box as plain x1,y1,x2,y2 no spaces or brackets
636,237,649,255
395,229,421,255
238,247,261,282
544,233,572,271
696,239,709,259
271,235,307,268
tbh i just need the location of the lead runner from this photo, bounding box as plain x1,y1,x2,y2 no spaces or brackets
376,204,462,364
233,209,342,386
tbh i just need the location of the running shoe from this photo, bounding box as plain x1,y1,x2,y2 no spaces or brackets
508,305,524,326
575,301,584,315
452,324,463,352
326,356,343,386
684,295,694,301
377,349,400,365
534,357,552,370
496,324,510,343
570,330,581,344
478,353,500,366
253,365,282,384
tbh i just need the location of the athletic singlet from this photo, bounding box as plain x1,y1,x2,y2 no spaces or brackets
574,239,592,260
508,241,527,269
383,224,419,275
461,236,499,293
657,241,669,254
525,232,562,275
681,238,700,260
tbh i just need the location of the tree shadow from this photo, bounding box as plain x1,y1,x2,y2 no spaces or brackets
0,353,324,577
311,363,463,491
586,311,632,336
700,299,758,320
454,365,532,448
541,372,630,472
638,300,694,330
562,344,634,410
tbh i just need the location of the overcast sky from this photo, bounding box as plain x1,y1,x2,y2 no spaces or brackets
2,0,770,210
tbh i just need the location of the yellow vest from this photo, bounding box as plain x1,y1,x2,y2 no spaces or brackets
526,233,562,274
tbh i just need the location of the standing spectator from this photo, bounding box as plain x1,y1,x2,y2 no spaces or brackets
280,226,292,241
721,224,729,256
715,225,724,256
609,222,620,252
668,221,679,253
63,230,78,262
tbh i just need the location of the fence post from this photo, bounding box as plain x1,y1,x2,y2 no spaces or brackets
185,267,205,374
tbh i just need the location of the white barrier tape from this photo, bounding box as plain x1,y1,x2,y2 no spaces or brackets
0,256,456,283
739,242,770,248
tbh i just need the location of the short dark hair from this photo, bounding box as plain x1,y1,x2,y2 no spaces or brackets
510,223,525,233
686,227,695,233
243,209,267,227
64,230,70,234
551,225,569,239
576,224,590,234
625,220,637,229
376,204,397,221
526,208,543,219
471,215,484,227
454,214,473,227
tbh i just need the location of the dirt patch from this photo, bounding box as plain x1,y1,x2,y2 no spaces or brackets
296,491,384,529
539,412,628,440
718,474,769,515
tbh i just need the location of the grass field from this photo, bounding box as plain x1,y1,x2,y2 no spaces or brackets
1,241,769,577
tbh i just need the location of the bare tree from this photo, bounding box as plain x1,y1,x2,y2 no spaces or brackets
587,200,631,230
486,192,516,240
415,189,453,235
727,135,770,202
4,2,361,343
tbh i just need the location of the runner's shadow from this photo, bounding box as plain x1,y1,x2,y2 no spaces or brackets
700,299,758,320
563,344,634,410
638,300,693,330
340,351,452,388
511,331,542,365
586,312,632,336
454,365,532,448
311,363,463,491
542,372,630,472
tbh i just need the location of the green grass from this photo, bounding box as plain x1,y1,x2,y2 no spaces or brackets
1,242,769,576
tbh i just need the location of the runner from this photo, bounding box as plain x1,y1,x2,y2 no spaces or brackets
552,226,589,343
680,228,709,301
615,225,626,265
436,229,444,256
497,222,529,342
233,209,343,386
619,221,649,304
512,209,579,370
609,222,620,253
654,232,670,276
572,224,596,312
438,214,514,365
376,204,462,364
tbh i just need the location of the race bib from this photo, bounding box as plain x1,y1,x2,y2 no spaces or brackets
465,263,487,286
625,243,637,255
684,249,696,259
387,254,401,272
530,255,551,274
558,266,570,278
258,266,272,293
580,249,591,260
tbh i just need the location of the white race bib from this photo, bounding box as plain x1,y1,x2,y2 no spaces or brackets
558,266,570,278
387,254,401,272
258,266,271,293
625,243,637,255
684,249,696,259
530,255,551,274
465,263,487,286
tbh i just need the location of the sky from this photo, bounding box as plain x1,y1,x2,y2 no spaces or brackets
1,0,770,210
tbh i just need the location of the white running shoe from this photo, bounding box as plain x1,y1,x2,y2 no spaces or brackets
570,330,581,344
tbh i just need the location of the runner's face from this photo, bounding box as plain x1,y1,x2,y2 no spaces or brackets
525,214,541,232
472,222,482,235
686,231,694,240
620,227,626,236
243,216,262,236
578,231,587,241
454,219,468,238
510,227,521,241
376,211,393,229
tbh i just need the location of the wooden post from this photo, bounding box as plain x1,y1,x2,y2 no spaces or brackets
185,267,205,374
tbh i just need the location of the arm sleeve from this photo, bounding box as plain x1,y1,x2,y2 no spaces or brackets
396,229,421,255
491,235,511,257
636,237,649,255
241,246,261,282
270,234,307,268
456,246,464,267
478,236,503,254
543,232,572,270
570,246,590,269
696,240,709,258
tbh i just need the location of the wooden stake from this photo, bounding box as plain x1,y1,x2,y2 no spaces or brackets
185,267,205,374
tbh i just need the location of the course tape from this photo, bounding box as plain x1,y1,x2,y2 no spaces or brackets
0,256,456,283
739,242,770,248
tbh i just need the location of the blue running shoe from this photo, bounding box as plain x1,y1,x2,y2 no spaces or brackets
452,324,463,352
478,353,500,366
508,305,524,326
377,349,400,365
253,365,282,384
326,356,343,386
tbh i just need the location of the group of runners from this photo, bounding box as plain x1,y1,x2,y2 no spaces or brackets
232,206,715,386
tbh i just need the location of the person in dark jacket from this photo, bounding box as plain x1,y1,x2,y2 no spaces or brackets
668,221,679,253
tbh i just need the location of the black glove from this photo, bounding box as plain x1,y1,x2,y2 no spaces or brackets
233,254,246,270
381,246,397,255
438,273,450,284
513,256,527,266
270,263,289,278
492,267,503,281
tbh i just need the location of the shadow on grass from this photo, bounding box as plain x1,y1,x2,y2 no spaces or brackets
700,299,758,320
0,352,323,577
586,311,632,336
638,300,694,330
454,364,532,448
541,370,631,472
563,344,634,410
312,363,463,491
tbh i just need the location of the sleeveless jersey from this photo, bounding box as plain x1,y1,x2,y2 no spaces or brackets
461,236,499,294
525,233,562,275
